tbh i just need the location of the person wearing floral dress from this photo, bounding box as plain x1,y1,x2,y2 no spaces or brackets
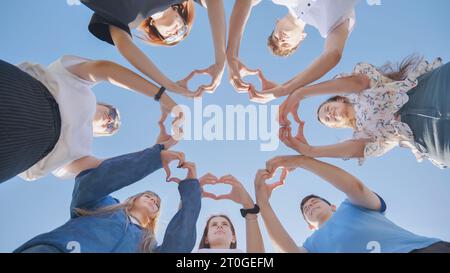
278,56,449,168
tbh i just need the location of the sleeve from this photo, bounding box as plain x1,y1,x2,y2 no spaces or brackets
345,195,387,213
70,144,164,214
154,179,202,253
302,237,314,253
353,62,397,88
373,193,387,213
88,13,132,45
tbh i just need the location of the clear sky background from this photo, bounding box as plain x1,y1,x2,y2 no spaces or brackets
0,0,449,253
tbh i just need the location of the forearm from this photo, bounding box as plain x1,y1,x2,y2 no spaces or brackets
72,145,164,208
227,0,254,57
205,0,226,65
110,26,178,91
157,179,202,253
245,215,265,253
259,203,300,253
296,157,381,210
297,157,364,195
98,61,176,105
281,51,342,96
298,140,366,159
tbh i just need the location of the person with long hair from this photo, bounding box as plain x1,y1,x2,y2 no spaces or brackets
0,55,183,184
256,155,450,253
80,0,227,96
14,128,204,253
278,56,449,168
195,173,268,253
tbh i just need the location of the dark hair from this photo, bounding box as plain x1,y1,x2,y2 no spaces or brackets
300,195,332,216
377,54,423,82
139,0,195,46
199,215,237,249
316,54,423,124
267,31,301,57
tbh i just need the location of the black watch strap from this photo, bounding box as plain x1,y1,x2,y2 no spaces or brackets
240,204,260,218
154,86,166,101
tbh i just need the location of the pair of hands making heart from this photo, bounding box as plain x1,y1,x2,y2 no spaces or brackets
175,56,285,104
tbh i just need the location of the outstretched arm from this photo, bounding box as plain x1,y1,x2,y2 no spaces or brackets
254,169,307,253
109,25,194,96
266,155,382,211
66,59,177,112
276,21,351,97
226,0,261,91
279,126,368,159
215,174,265,253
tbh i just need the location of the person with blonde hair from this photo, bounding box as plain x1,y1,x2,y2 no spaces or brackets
0,54,183,184
15,126,204,253
226,0,359,102
81,0,227,97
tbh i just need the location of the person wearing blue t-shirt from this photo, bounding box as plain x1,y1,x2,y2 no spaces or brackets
255,155,450,253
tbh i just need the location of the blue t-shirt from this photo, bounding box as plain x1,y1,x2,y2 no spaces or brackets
303,197,440,253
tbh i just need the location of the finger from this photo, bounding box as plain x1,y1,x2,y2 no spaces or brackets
215,194,232,201
202,191,217,199
240,65,259,77
169,151,185,167
167,177,181,184
159,111,169,124
230,78,251,93
271,180,285,191
158,119,168,135
291,106,301,125
163,164,171,182
279,168,289,184
219,174,235,181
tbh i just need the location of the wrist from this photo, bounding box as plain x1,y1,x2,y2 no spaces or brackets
257,201,270,211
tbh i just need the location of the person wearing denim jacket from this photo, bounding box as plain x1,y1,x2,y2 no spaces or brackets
15,141,202,253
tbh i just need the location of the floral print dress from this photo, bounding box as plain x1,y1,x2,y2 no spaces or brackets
336,58,445,168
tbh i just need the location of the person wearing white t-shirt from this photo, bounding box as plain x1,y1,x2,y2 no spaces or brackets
193,171,269,253
0,55,181,184
226,0,360,103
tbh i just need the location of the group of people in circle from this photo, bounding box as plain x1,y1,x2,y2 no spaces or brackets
1,0,449,253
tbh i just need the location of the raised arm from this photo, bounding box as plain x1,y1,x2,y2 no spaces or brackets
70,147,185,214
278,74,370,126
215,174,265,253
254,169,306,253
156,162,202,253
70,145,164,211
266,155,382,211
226,0,261,92
109,25,196,97
279,126,368,159
66,59,178,113
275,21,351,97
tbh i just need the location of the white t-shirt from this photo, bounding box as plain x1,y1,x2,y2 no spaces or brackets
272,0,357,38
194,248,244,253
17,55,97,181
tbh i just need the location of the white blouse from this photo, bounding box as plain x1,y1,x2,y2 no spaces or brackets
272,0,357,38
17,55,97,181
336,58,444,168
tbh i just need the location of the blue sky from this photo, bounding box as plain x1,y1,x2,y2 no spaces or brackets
0,0,449,252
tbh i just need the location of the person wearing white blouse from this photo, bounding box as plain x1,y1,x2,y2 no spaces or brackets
0,55,182,184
